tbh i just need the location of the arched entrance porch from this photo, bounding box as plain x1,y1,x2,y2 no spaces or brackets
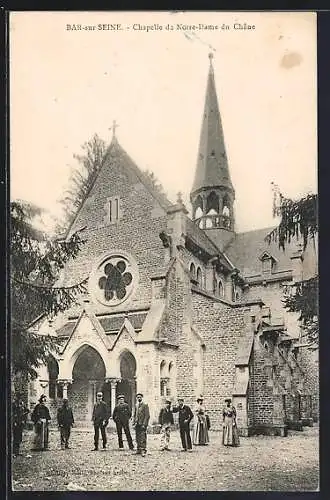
68,346,109,423
116,350,137,412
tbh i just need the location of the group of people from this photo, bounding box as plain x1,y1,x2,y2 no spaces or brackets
158,395,239,452
12,391,240,457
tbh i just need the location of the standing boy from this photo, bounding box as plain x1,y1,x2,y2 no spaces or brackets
57,399,74,450
158,399,174,451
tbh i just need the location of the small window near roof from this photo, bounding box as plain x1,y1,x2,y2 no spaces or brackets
104,196,120,224
261,256,272,274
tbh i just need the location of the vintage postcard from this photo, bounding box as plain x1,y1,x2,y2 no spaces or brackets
10,11,318,491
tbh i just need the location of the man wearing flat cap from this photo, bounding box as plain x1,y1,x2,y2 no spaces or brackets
91,392,110,451
158,398,174,451
112,394,134,450
133,393,150,456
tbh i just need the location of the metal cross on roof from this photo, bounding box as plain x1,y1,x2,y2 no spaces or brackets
109,120,119,138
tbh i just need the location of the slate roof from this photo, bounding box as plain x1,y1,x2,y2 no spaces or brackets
103,137,173,211
56,322,76,337
191,55,234,195
98,312,147,333
65,135,173,239
224,226,300,278
56,312,147,338
235,335,254,366
185,216,220,257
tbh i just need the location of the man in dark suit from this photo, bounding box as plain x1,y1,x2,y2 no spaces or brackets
172,397,194,452
57,399,74,450
112,394,134,450
92,392,110,451
133,393,150,456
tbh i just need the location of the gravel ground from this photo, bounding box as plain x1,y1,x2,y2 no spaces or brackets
11,425,319,491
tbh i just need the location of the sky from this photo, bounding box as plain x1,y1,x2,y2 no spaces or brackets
10,11,317,233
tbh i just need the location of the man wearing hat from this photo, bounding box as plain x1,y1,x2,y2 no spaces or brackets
91,392,110,451
112,394,134,450
57,398,74,450
133,393,150,456
172,397,194,452
158,398,174,451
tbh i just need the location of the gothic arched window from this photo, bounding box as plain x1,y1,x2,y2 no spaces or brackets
160,360,168,397
206,191,220,214
190,262,196,279
196,267,203,287
218,280,224,297
193,195,203,220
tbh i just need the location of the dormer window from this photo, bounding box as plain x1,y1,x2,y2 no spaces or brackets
259,251,277,275
262,258,272,274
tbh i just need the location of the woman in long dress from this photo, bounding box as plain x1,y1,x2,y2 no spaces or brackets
31,394,51,451
222,398,240,447
193,396,209,445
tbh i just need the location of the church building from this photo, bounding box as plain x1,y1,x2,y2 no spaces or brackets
28,54,318,435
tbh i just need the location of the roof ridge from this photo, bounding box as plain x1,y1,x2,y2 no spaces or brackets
110,139,173,211
65,137,173,238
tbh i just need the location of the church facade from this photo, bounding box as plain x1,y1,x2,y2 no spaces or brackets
28,55,318,435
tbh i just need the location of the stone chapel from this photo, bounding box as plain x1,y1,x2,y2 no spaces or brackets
27,54,318,435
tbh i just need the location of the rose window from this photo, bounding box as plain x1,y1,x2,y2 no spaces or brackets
90,253,137,306
98,260,132,301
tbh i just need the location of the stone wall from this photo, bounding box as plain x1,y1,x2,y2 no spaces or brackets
248,333,275,428
299,347,319,421
164,258,197,409
57,156,168,319
191,289,247,429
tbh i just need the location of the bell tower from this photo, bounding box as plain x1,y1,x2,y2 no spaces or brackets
190,53,235,251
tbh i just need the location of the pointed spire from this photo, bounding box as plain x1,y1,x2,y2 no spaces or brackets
191,54,234,196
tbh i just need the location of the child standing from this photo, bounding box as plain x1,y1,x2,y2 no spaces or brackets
158,399,174,451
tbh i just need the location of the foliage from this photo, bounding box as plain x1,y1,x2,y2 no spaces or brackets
266,184,318,347
143,169,166,196
282,277,319,349
11,200,87,379
57,132,168,234
59,133,107,229
265,184,318,251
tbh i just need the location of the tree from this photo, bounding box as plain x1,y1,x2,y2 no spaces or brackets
11,200,88,380
143,169,166,196
59,133,107,229
266,184,318,348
